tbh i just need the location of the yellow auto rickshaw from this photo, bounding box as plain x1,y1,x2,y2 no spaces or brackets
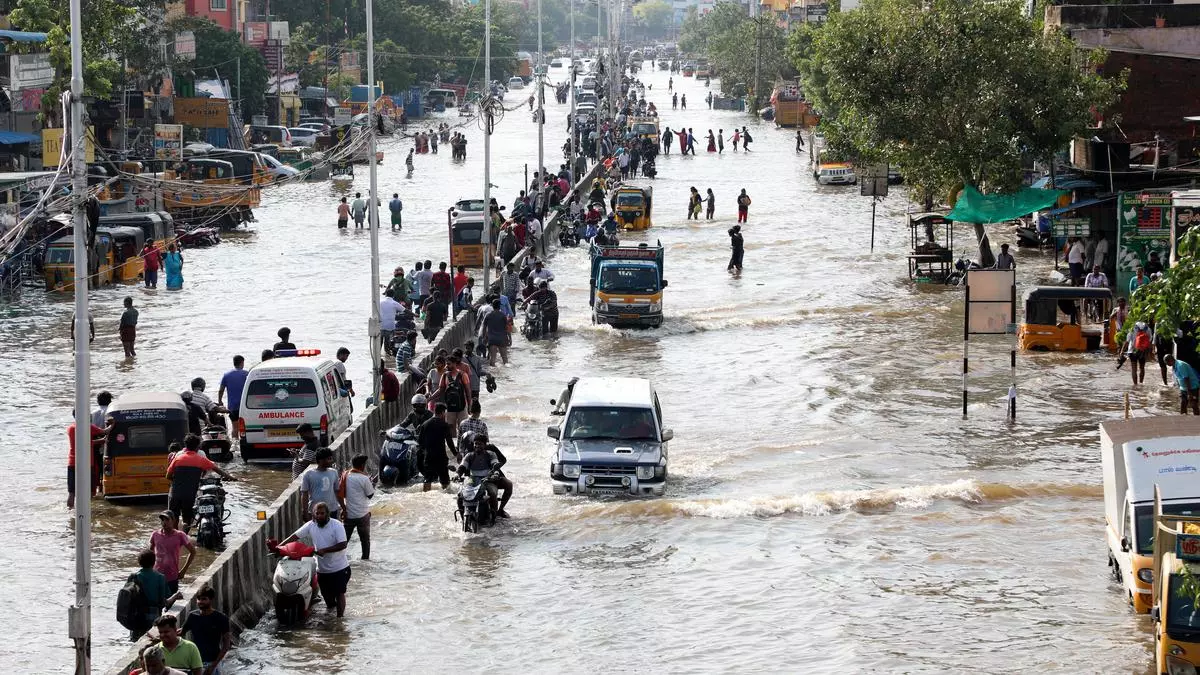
102,391,189,501
43,232,114,291
613,186,653,231
99,225,146,283
448,203,487,268
1017,286,1113,352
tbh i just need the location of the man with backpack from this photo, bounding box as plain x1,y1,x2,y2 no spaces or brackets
438,355,474,438
117,549,182,641
1128,321,1153,386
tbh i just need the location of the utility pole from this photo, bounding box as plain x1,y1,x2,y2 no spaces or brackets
68,0,92,668
569,0,576,172
752,15,762,113
482,0,493,291
536,0,545,218
236,56,242,118
366,0,381,402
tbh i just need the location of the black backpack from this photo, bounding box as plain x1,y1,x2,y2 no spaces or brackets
116,573,149,630
444,377,466,412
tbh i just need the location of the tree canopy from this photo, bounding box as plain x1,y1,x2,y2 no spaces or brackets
1123,228,1200,344
678,2,793,98
795,0,1121,207
632,0,673,40
170,17,269,118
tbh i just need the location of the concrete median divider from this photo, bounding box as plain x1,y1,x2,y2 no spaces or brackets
104,311,477,675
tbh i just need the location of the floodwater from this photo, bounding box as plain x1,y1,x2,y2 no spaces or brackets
3,64,1179,673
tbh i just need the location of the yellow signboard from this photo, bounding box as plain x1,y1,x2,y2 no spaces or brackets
174,97,229,129
42,127,96,167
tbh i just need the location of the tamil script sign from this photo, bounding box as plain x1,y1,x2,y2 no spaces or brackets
42,128,95,167
154,124,184,161
174,31,196,60
1052,216,1090,237
1117,191,1172,294
807,3,829,16
333,107,352,127
174,97,229,128
9,53,54,91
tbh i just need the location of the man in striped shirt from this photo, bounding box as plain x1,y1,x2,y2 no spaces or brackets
500,263,521,304
458,400,488,444
395,331,418,373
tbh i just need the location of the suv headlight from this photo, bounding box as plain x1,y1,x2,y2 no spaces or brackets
563,464,581,478
1138,568,1154,584
636,465,655,480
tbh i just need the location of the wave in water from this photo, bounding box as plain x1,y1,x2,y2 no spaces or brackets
558,479,1102,520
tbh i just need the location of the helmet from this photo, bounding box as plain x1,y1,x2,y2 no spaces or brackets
191,377,206,391
411,394,427,407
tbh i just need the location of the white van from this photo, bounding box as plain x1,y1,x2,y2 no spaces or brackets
1101,416,1200,613
238,354,353,463
548,377,672,496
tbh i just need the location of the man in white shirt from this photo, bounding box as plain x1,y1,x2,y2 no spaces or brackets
1089,234,1109,270
279,502,350,616
379,292,401,356
415,260,434,307
1067,237,1087,286
531,260,554,283
526,215,543,255
339,454,375,560
1084,264,1110,321
91,391,113,428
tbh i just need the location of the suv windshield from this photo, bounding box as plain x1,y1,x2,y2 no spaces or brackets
245,378,319,409
563,406,657,441
599,267,658,294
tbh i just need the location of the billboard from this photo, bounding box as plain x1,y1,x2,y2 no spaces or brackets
9,53,54,91
42,128,95,167
154,124,184,161
174,97,229,128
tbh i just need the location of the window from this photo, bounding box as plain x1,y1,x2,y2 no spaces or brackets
563,406,657,441
126,425,167,449
245,378,319,409
210,0,227,10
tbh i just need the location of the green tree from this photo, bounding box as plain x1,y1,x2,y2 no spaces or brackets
798,0,1121,263
170,17,269,118
1123,228,1200,344
8,0,158,119
633,0,673,39
678,2,792,97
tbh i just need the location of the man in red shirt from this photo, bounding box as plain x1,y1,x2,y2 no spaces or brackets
380,359,401,403
513,219,527,249
430,262,454,304
141,241,161,289
453,265,469,297
67,417,108,508
166,434,236,529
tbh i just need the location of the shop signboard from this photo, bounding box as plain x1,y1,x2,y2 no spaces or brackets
1116,192,1172,295
174,97,229,128
1052,216,1090,237
42,128,95,167
154,124,184,161
9,53,54,91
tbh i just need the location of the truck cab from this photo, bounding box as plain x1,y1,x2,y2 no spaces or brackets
548,377,672,496
589,241,666,328
1102,417,1200,614
1151,488,1200,675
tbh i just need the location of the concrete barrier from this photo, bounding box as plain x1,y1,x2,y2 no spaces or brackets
104,311,478,675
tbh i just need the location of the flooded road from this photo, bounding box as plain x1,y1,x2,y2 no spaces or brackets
3,65,1179,672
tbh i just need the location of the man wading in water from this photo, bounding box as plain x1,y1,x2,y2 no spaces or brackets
728,225,744,275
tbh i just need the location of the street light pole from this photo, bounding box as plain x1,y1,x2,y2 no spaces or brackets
536,0,544,219
482,0,493,292
366,0,381,401
68,0,92,667
570,0,577,171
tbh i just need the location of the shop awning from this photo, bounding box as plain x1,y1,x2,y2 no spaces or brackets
1040,194,1116,218
0,131,41,145
947,185,1067,224
0,30,48,43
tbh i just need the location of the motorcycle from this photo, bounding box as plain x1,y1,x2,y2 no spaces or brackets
266,538,318,626
378,424,420,486
200,420,233,463
454,473,498,533
521,302,545,341
193,476,229,551
558,219,582,248
946,257,982,286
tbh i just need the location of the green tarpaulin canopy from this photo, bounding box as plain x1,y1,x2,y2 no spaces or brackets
947,185,1068,224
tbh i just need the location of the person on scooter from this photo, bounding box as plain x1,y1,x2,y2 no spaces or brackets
457,432,513,518
278,502,350,617
525,279,559,334
187,377,228,425
166,434,236,531
401,394,433,430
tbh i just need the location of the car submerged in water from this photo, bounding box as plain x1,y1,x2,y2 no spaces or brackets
548,377,672,496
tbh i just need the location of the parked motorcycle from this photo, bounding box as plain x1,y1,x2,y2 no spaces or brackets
266,538,318,626
193,477,229,551
946,257,982,286
378,424,420,486
454,473,498,533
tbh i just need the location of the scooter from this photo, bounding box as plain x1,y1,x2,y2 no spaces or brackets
946,257,982,286
378,424,420,486
193,476,229,551
454,473,498,533
200,421,233,463
266,538,318,626
521,302,545,341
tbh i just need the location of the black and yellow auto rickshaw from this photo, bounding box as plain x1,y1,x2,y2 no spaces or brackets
1017,286,1114,352
102,391,189,501
98,225,146,283
448,204,486,268
613,186,653,231
43,232,114,291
